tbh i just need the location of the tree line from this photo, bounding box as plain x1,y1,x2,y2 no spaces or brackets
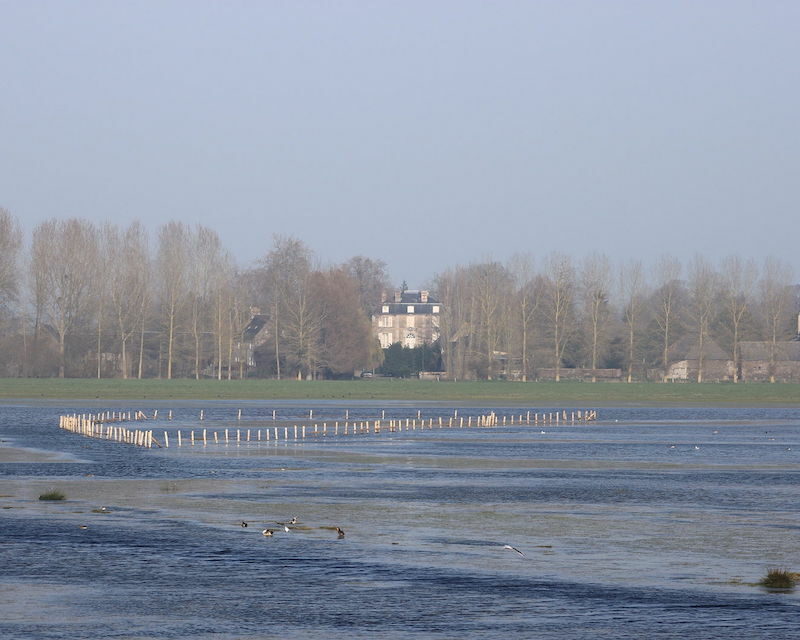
0,208,798,381
434,254,798,382
0,211,388,379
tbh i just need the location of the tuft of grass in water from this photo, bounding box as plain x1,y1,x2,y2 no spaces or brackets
759,568,797,590
38,490,66,501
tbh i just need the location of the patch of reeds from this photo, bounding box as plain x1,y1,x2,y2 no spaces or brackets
38,490,66,501
759,568,798,590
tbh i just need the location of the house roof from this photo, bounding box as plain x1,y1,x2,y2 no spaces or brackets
668,334,730,362
397,290,439,304
740,341,800,362
377,290,441,315
241,314,268,342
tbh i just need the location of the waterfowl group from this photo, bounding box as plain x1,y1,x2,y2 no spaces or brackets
239,515,346,539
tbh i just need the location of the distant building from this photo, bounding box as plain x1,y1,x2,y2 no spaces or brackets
372,289,441,349
665,334,734,381
236,308,269,372
739,341,800,382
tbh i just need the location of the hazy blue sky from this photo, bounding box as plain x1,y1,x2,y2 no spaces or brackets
2,1,798,287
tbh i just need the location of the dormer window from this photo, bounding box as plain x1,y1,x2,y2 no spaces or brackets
432,306,440,314
407,305,415,313
382,305,389,313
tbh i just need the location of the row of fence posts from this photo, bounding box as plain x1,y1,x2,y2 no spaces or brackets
59,413,156,447
58,409,598,449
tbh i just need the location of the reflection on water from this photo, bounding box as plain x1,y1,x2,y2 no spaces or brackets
0,403,798,639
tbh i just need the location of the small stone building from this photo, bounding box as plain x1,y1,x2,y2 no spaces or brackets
739,341,800,382
665,334,734,382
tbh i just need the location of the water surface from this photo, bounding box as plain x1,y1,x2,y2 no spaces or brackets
1,403,798,639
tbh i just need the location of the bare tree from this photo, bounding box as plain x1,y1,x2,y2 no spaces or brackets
135,250,153,379
652,256,683,381
261,236,314,379
211,250,236,380
470,261,513,379
105,222,149,378
30,219,99,377
509,254,540,381
343,256,392,317
619,260,647,383
0,208,22,314
0,209,24,376
720,256,757,383
186,225,224,379
156,222,189,379
758,257,794,383
543,253,576,382
687,255,719,383
313,268,373,375
283,267,322,379
434,267,472,380
580,253,611,382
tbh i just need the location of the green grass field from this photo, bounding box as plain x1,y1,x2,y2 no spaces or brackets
1,377,799,405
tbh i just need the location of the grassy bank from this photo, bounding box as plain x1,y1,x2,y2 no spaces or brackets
1,377,799,405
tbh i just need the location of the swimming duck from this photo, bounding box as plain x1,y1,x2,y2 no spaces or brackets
262,529,273,537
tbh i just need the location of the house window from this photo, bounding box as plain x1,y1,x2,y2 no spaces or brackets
378,316,393,328
407,305,415,313
379,332,393,348
382,305,389,314
406,315,415,328
432,305,440,314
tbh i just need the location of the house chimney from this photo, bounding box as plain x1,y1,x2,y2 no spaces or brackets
394,290,402,303
420,290,429,303
381,290,388,303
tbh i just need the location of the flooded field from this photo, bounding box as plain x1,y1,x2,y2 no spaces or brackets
1,402,798,639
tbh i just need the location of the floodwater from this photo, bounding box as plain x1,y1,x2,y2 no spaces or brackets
0,402,798,639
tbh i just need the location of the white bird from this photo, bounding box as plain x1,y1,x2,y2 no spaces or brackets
503,544,525,557
283,525,290,533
